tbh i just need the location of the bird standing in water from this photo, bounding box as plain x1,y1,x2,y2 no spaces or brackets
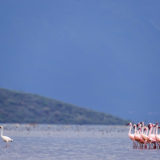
0,126,13,147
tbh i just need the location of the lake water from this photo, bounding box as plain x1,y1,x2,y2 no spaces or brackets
0,124,159,160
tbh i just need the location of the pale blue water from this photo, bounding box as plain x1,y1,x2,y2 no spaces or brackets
0,124,159,160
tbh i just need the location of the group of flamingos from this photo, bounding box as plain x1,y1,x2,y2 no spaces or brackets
128,122,160,149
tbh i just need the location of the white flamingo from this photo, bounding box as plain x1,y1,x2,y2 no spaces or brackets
0,126,13,147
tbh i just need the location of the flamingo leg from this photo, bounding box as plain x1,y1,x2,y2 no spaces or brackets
5,143,10,148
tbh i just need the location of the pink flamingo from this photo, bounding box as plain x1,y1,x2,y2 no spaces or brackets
155,124,160,141
148,123,157,149
137,127,145,149
128,122,136,148
155,123,160,149
140,122,148,149
142,126,150,148
133,123,144,149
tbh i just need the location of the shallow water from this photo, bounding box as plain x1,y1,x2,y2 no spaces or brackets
0,124,159,160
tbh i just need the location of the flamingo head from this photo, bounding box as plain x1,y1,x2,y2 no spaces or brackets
129,122,132,126
126,122,132,126
148,123,152,129
137,123,141,128
141,122,144,126
155,123,159,128
0,126,3,129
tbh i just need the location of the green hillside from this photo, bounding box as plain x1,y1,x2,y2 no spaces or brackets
0,88,127,124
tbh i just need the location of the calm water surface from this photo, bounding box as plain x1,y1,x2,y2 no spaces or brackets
0,124,159,160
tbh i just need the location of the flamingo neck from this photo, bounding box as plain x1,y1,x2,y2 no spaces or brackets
138,128,141,134
134,126,137,134
156,127,158,135
153,127,155,134
146,128,148,136
149,127,153,136
0,127,3,137
141,125,144,134
128,125,132,134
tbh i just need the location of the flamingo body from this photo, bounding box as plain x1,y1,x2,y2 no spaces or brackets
128,133,134,141
1,135,13,142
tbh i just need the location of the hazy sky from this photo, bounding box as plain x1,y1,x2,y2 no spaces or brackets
0,0,160,122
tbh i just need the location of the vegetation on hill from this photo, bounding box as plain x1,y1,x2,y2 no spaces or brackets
0,88,127,124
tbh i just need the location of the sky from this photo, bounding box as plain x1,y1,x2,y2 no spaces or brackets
0,0,160,122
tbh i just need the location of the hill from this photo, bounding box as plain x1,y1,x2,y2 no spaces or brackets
0,88,127,124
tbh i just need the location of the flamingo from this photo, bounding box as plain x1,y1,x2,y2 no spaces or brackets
137,128,145,149
155,124,160,141
141,126,149,148
140,122,146,140
0,126,13,147
133,124,142,148
133,123,145,149
147,123,157,149
155,123,160,149
139,122,148,149
149,124,156,140
128,122,136,148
